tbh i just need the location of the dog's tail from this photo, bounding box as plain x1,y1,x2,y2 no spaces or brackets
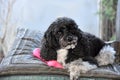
96,45,116,66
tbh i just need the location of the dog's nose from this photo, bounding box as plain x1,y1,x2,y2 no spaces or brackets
67,36,73,42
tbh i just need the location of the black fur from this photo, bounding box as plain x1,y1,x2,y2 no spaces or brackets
40,17,105,65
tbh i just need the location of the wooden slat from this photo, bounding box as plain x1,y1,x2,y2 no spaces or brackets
0,63,120,79
116,0,120,41
0,75,110,80
110,41,120,63
115,0,120,63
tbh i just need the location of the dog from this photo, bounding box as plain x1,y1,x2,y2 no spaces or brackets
40,17,116,80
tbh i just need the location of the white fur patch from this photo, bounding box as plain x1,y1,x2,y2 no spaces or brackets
82,62,97,72
96,45,116,66
57,49,68,66
65,44,76,49
67,59,97,80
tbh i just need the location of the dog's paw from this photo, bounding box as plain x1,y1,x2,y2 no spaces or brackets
96,45,116,66
67,60,97,80
69,65,81,80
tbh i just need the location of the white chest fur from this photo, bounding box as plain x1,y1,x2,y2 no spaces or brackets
57,49,68,66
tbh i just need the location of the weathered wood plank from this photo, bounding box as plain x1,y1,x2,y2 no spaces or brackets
0,63,120,79
115,0,120,63
0,75,110,80
116,0,120,41
110,41,120,63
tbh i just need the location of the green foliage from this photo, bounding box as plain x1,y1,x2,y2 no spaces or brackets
99,0,118,21
110,34,116,40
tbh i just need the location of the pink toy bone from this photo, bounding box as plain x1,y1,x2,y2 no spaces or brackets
33,48,63,69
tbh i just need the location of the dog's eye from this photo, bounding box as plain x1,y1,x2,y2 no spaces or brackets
57,31,62,35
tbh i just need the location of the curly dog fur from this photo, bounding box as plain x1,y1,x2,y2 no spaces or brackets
40,17,116,80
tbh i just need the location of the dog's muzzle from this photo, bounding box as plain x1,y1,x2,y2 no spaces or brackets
60,35,78,49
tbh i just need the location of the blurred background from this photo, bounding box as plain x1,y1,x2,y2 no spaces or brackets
0,0,118,57
0,0,100,35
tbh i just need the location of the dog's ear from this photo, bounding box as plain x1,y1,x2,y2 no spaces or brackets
41,28,58,61
44,29,58,48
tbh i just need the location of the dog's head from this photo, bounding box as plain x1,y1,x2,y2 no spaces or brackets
44,17,82,49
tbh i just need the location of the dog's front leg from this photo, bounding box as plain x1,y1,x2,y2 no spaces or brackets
65,58,97,80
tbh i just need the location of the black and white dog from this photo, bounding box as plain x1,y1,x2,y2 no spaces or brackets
40,17,116,80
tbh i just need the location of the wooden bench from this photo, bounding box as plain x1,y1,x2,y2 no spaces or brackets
0,28,119,80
